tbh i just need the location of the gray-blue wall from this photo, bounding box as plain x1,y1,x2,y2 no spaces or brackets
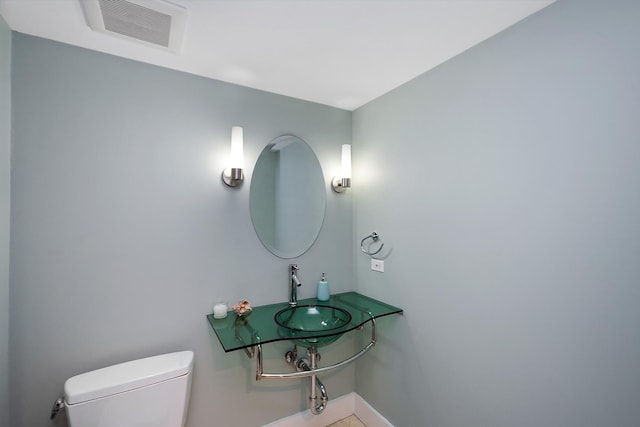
9,34,353,427
9,0,640,426
0,13,11,427
353,0,640,426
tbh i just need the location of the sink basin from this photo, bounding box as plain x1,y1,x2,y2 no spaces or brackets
274,304,352,348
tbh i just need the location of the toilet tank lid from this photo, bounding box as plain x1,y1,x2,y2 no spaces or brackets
64,350,194,405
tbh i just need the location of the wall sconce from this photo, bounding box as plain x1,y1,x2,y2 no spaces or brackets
332,144,351,193
222,126,244,188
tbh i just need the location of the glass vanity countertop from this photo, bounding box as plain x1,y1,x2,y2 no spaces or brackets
207,291,403,353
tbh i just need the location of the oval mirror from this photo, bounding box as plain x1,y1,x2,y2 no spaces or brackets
250,135,326,258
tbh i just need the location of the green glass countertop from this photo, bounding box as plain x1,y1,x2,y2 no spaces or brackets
207,291,403,352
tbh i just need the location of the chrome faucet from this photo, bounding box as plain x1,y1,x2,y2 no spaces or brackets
289,264,302,307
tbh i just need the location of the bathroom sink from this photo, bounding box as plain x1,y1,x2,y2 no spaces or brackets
274,304,352,348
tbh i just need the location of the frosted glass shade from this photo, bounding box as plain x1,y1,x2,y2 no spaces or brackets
340,144,351,180
230,126,244,169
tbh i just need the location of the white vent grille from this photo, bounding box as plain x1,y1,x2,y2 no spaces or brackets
100,0,171,47
81,0,187,52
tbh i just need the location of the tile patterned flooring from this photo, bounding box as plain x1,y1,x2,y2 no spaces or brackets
326,414,366,427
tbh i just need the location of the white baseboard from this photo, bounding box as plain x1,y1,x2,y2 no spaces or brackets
352,393,393,427
263,392,393,427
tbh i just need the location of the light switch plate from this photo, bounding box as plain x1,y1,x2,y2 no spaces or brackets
371,259,384,272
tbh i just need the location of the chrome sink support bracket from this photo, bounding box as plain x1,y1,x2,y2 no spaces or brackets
255,316,377,381
242,344,255,359
235,326,258,359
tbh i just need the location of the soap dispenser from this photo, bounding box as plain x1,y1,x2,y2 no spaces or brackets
317,272,330,301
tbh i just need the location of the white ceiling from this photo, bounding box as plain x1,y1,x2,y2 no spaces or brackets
0,0,555,110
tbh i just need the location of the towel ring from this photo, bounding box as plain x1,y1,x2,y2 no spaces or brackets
361,232,384,256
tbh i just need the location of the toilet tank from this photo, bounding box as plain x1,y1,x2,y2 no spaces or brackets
64,351,194,427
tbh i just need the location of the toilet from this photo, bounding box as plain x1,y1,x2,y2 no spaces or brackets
57,350,194,427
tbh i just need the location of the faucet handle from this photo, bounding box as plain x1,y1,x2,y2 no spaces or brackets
290,264,302,288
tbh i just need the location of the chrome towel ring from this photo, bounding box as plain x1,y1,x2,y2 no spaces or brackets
361,232,384,256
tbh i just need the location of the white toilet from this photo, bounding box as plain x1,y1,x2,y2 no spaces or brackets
58,350,194,427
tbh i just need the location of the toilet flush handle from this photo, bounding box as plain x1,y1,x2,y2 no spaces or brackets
50,396,65,420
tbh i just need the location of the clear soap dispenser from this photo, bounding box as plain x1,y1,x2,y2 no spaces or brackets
317,272,330,301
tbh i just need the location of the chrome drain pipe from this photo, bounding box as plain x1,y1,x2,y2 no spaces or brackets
292,346,328,415
310,375,328,415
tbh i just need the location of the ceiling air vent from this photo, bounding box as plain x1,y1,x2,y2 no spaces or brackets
81,0,187,52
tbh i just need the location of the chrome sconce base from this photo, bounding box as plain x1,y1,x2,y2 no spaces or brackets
222,167,244,187
331,177,351,193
